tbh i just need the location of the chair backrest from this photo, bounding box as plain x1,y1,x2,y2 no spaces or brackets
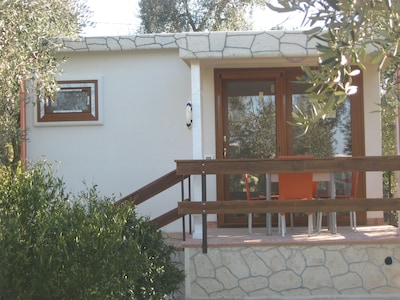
333,155,359,198
244,173,268,200
343,171,359,198
335,171,359,198
278,155,313,200
278,172,314,200
351,172,359,198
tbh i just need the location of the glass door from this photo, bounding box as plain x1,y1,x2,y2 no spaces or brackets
215,70,283,226
226,79,278,225
214,68,365,227
286,72,354,225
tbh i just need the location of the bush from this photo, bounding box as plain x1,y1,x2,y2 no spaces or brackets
0,163,184,299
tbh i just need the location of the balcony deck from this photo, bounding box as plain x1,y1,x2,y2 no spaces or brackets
164,224,400,249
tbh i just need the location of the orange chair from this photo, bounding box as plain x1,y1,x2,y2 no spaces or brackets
278,171,314,237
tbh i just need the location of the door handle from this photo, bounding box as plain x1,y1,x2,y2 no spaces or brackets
223,147,227,158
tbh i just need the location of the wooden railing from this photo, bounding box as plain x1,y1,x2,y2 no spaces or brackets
116,170,189,206
176,156,400,253
116,170,191,235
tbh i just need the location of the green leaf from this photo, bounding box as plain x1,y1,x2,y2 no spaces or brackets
304,27,322,36
334,91,346,96
320,56,337,65
316,44,334,52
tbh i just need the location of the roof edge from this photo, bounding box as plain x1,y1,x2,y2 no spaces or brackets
60,30,319,59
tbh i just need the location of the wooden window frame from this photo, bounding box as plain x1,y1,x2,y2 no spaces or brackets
37,80,99,123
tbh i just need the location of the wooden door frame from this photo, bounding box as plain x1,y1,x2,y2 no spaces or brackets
214,67,366,227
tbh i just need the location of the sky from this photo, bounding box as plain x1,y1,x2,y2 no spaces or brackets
82,0,307,37
83,0,140,36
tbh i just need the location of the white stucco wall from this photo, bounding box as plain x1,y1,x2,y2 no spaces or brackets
26,49,192,231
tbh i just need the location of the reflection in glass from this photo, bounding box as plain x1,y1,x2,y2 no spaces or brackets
228,80,277,159
291,82,352,157
227,80,276,215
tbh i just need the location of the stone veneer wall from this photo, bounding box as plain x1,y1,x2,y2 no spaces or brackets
184,244,400,299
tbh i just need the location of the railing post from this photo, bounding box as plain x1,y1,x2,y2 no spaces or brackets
202,173,207,253
266,173,272,236
188,176,192,234
329,172,337,234
181,177,186,241
181,176,193,241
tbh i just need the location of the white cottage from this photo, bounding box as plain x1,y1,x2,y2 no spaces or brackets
25,31,400,299
26,31,383,231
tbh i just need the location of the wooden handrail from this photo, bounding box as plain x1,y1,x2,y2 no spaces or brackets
176,156,400,175
116,170,189,205
116,170,190,231
149,207,181,228
178,198,400,215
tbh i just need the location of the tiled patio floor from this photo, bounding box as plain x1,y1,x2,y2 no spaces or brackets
164,225,400,249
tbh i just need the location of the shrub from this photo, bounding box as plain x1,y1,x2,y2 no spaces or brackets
0,163,184,299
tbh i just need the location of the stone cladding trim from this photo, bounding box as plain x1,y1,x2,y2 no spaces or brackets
60,31,319,60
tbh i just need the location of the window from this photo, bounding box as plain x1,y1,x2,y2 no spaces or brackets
37,80,99,123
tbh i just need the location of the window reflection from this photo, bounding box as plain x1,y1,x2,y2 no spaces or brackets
228,80,277,160
292,85,352,157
